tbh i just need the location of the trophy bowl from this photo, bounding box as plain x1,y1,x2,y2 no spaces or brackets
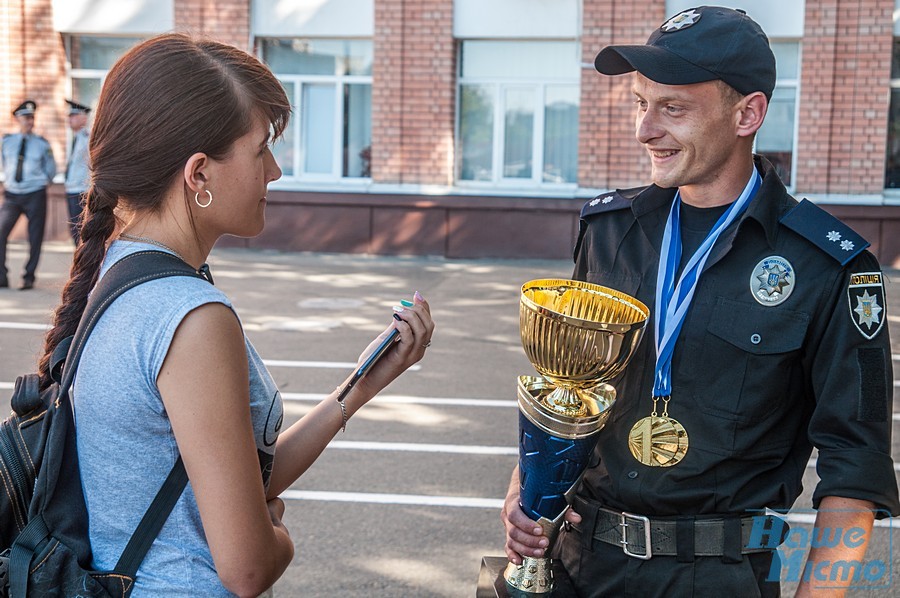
519,279,649,416
504,279,649,595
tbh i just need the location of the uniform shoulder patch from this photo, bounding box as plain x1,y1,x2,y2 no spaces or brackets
580,187,643,219
779,199,869,266
848,271,886,339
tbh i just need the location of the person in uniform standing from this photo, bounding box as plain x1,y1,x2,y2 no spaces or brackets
64,99,91,244
0,100,56,289
501,7,900,597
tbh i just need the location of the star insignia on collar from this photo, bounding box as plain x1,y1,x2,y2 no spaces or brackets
589,197,601,206
854,289,882,328
826,230,841,242
662,9,701,32
840,240,855,252
601,195,613,204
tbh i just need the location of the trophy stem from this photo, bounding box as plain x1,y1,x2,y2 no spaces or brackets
542,387,588,417
504,557,554,595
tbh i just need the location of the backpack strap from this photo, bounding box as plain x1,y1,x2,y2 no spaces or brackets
62,251,204,577
58,250,206,395
114,456,188,578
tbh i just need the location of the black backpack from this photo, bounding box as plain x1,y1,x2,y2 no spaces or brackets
0,250,207,597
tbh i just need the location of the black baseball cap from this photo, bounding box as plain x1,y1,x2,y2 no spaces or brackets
594,6,776,99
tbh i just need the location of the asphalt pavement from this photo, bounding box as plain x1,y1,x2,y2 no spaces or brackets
1,241,898,597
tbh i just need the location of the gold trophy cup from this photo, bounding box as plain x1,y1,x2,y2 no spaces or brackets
503,279,649,595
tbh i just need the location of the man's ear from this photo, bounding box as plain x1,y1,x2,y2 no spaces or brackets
183,152,210,195
736,92,768,138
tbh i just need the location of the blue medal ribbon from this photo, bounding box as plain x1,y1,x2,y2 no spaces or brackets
653,169,762,398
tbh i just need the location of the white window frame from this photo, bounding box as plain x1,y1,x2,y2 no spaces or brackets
456,43,580,191
64,35,139,105
260,38,373,185
275,72,372,183
755,40,801,192
885,39,900,196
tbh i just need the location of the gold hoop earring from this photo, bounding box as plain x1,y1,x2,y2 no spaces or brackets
195,189,213,208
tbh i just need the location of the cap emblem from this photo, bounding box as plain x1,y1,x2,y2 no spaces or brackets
661,9,701,32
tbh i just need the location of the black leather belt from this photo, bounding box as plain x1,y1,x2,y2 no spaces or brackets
571,496,786,560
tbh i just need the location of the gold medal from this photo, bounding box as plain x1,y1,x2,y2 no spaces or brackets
628,397,689,466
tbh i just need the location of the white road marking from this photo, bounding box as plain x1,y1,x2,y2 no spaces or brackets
264,359,420,371
280,489,504,509
330,440,516,455
807,457,900,472
282,391,516,407
0,322,49,330
781,512,896,528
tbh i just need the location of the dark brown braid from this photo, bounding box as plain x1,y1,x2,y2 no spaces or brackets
37,186,117,387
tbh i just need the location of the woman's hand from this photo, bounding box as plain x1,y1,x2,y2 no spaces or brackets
267,292,434,497
266,498,290,536
355,291,434,398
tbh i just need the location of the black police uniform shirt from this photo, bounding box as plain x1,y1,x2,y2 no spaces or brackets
572,156,900,518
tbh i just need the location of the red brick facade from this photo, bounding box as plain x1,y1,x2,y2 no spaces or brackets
372,0,455,186
174,0,250,50
578,0,666,189
1,0,67,167
796,0,893,196
3,0,900,262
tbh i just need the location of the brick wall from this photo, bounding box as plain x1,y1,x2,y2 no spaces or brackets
0,0,67,173
796,0,893,195
174,0,250,50
372,0,455,185
578,0,665,190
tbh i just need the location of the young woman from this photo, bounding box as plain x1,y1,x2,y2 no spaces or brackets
38,34,434,597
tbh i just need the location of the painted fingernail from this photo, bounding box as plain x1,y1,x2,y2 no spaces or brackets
392,313,402,321
414,291,424,302
392,305,405,313
400,299,414,307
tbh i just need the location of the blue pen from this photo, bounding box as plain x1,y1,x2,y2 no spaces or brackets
336,317,401,402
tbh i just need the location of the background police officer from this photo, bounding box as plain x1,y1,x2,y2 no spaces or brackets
0,100,56,289
64,99,91,244
501,7,900,597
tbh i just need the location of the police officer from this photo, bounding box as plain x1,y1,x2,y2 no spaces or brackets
64,99,91,244
0,100,56,289
501,7,900,597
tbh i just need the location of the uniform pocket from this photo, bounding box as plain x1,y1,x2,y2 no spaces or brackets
695,298,809,423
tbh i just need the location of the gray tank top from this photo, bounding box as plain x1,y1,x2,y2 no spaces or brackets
74,241,283,596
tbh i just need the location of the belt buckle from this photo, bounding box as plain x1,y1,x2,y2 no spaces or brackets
619,512,652,560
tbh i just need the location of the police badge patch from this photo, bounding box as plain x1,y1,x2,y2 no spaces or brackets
750,256,795,306
661,9,701,32
848,272,886,339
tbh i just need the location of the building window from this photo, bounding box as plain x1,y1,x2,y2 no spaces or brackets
457,40,580,186
65,36,143,108
259,39,373,180
756,42,800,187
886,39,900,188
